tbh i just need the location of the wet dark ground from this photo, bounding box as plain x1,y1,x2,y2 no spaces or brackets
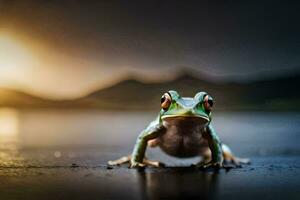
0,147,299,200
0,111,300,200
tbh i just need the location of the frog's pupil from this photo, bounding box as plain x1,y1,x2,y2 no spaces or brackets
161,96,166,104
208,99,213,107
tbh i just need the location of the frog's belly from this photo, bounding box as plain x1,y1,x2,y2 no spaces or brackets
157,118,209,158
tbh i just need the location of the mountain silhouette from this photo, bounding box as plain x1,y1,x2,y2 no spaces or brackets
79,71,300,110
0,88,58,108
0,71,299,110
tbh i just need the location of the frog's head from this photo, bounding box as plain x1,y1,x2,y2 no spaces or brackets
160,90,213,125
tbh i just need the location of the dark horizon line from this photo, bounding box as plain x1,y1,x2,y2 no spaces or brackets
1,67,299,102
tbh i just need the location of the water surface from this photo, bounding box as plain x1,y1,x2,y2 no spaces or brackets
0,108,299,200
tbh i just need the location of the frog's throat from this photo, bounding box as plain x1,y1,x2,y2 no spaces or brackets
161,114,209,122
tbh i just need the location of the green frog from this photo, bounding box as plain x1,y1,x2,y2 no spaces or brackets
108,90,249,169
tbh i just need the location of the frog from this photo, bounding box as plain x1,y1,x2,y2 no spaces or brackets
108,90,249,169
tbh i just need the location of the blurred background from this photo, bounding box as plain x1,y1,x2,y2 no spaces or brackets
0,1,300,199
0,0,299,150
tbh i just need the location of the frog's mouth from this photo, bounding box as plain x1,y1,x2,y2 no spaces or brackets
161,115,210,125
162,114,209,120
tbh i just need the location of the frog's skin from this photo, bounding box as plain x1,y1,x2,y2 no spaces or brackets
108,90,249,169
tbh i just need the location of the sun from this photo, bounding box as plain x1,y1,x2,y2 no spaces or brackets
0,33,34,69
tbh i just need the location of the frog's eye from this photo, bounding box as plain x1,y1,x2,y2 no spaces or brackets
204,95,213,111
161,92,172,111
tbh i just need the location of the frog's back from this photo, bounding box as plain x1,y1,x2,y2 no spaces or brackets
157,117,209,158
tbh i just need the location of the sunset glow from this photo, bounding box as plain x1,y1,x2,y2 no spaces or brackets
0,33,34,69
0,108,19,142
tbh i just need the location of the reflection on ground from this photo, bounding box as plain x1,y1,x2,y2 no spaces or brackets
136,168,219,200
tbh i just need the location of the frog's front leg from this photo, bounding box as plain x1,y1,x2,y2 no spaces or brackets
201,124,223,169
108,119,165,168
130,121,165,168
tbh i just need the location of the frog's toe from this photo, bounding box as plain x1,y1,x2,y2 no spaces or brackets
108,155,131,166
197,161,222,169
130,162,146,169
225,156,250,167
191,160,207,168
131,158,165,168
108,155,165,168
143,159,166,168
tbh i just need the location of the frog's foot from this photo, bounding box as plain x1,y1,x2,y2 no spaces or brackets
143,158,165,168
131,157,165,168
108,155,165,168
196,161,222,169
130,161,146,168
223,152,250,167
223,156,250,169
222,144,250,167
108,155,131,166
224,155,250,166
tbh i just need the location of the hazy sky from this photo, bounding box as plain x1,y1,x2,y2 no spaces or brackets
0,0,299,99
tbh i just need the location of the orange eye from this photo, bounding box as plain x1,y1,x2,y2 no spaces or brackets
204,95,213,111
161,92,172,110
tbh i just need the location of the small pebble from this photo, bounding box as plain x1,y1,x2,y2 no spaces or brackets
106,166,113,170
71,163,79,168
